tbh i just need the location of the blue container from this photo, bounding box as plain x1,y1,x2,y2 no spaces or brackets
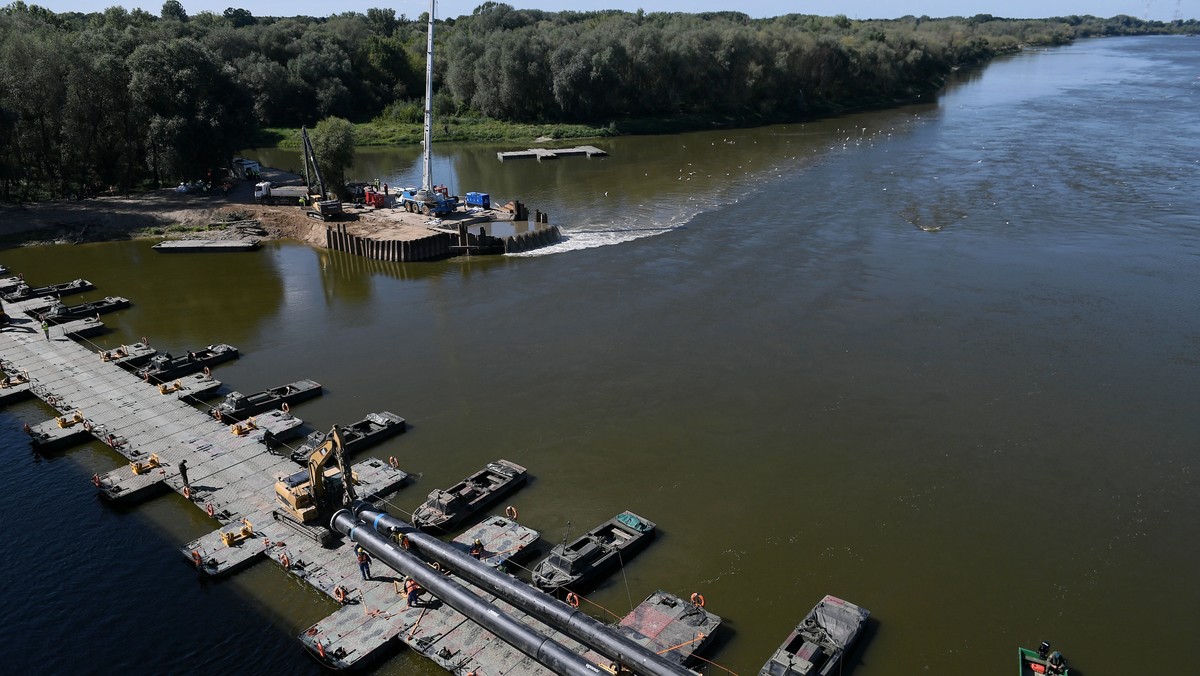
466,192,490,209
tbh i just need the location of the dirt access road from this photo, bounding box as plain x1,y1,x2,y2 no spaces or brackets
0,175,327,248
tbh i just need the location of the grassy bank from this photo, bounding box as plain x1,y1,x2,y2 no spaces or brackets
255,117,621,149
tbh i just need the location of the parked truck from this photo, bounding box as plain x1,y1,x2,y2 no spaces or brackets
398,185,459,216
254,182,310,206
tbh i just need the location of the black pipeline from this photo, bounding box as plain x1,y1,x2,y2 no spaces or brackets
330,510,602,676
351,502,695,676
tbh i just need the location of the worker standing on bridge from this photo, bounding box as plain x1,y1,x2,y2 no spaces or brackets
356,545,372,580
41,318,50,340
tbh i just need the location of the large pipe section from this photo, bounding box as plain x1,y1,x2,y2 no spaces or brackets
330,510,602,676
351,503,695,676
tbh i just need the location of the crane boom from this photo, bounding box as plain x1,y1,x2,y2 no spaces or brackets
300,126,327,199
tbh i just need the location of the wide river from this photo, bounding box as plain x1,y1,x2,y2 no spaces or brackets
3,35,1197,674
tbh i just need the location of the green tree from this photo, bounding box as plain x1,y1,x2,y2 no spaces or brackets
127,37,254,184
161,0,187,21
308,116,354,198
223,7,253,28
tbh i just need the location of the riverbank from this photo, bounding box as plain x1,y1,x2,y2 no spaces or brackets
0,177,322,250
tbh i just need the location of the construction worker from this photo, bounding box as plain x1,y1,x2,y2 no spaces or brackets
356,546,372,580
404,576,422,607
469,539,484,559
178,458,189,490
42,319,50,340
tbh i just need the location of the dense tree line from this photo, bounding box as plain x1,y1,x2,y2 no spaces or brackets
0,1,1194,200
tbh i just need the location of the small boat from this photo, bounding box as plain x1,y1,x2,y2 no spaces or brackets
2,278,94,302
1019,642,1068,675
135,344,239,383
288,411,406,464
29,296,130,319
759,595,870,676
212,379,322,422
531,511,656,595
411,459,527,532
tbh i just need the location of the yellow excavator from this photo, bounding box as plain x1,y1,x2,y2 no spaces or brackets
271,426,357,547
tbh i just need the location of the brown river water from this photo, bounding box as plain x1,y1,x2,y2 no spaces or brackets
2,35,1197,674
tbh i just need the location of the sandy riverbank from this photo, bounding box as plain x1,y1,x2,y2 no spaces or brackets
0,173,330,249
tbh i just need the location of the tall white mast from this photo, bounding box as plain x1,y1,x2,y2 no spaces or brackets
420,0,436,197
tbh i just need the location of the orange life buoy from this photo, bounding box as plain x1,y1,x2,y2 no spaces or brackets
317,641,326,658
566,592,580,609
280,553,291,568
400,534,410,550
203,366,211,377
388,456,399,469
690,592,705,608
192,550,202,567
92,473,101,487
183,486,192,500
206,503,215,517
334,586,346,603
505,505,518,520
281,402,290,414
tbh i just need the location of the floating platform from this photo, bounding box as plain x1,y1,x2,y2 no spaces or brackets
449,515,539,569
102,342,157,368
584,590,722,667
0,363,32,405
152,239,261,253
182,457,410,578
53,316,106,339
157,372,221,399
295,516,544,672
497,145,608,161
28,415,92,452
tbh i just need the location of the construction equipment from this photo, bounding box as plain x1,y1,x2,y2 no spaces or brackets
220,518,255,546
300,126,343,221
253,181,309,206
272,427,356,546
130,453,161,475
362,187,387,208
398,184,458,216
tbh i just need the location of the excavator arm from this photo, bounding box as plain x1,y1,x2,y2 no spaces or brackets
306,426,345,502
